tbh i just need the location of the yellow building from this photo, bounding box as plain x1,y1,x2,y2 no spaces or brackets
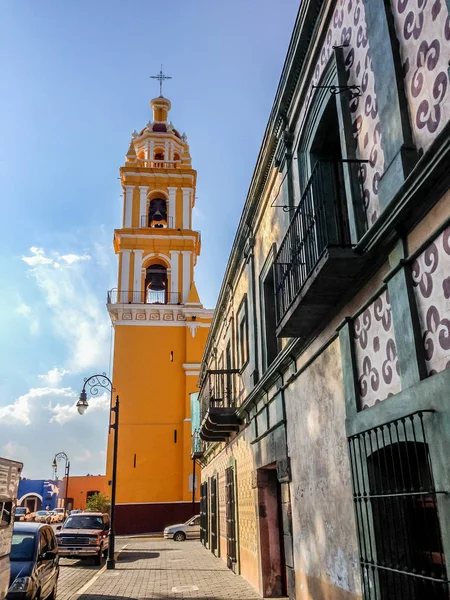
106,94,213,534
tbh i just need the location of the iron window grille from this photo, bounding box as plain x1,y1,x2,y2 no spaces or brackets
225,466,238,569
200,481,208,547
348,410,449,599
211,476,219,555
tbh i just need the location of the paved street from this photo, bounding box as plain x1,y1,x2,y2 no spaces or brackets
57,557,102,600
75,539,262,600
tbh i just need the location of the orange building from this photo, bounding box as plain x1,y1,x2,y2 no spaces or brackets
63,475,108,511
106,93,213,534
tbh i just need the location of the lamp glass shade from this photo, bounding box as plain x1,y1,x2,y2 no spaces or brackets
76,399,88,415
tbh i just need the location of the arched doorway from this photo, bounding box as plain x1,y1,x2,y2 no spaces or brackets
19,494,42,513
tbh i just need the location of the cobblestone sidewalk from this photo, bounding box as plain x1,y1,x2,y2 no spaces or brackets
78,539,262,600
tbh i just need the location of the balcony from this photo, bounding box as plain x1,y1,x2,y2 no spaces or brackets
199,370,242,443
136,159,181,169
274,160,367,338
107,289,181,305
191,430,204,459
140,215,174,228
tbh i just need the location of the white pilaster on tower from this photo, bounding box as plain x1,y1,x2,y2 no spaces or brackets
167,187,177,227
120,249,131,302
181,188,191,229
182,251,191,303
133,250,143,300
139,187,148,226
124,186,134,228
170,250,180,303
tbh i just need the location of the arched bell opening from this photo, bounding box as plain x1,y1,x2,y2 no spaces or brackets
138,150,145,160
145,264,168,304
154,148,165,161
148,198,168,228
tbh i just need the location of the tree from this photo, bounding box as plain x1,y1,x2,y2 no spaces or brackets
85,493,110,513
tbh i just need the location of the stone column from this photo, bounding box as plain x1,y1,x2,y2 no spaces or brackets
139,187,148,227
181,188,191,229
120,250,131,302
182,251,191,303
124,186,134,228
167,187,177,229
133,250,144,302
170,250,180,303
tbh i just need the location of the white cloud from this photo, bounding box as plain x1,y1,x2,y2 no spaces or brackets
21,246,111,372
1,441,28,463
49,391,109,424
0,387,75,426
15,300,40,336
60,254,91,265
39,367,70,386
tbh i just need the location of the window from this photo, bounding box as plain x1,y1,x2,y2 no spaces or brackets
237,297,249,369
260,254,279,369
38,530,49,555
348,411,448,599
86,491,99,501
0,501,12,527
225,466,238,569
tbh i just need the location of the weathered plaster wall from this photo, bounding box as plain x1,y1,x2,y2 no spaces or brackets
284,339,361,600
201,430,260,592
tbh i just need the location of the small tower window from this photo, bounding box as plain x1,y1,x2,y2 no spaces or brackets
154,148,164,161
138,151,145,160
145,264,168,304
148,198,167,228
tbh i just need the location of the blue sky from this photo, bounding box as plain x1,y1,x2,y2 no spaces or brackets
0,1,299,479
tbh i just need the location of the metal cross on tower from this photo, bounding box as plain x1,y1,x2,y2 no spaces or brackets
150,65,172,97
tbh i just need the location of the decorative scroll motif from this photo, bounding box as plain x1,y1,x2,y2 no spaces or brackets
390,0,450,151
309,0,385,227
353,290,401,409
411,226,450,375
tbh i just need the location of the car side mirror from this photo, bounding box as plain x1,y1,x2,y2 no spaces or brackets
41,551,57,561
56,526,62,531
189,522,194,526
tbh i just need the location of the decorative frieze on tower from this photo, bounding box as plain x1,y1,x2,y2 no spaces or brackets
106,91,213,535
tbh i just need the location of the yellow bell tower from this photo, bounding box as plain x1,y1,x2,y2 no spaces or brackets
106,91,213,534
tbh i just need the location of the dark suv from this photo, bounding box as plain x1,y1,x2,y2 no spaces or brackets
55,512,109,565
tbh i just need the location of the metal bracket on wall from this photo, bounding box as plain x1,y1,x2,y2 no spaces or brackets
312,84,361,97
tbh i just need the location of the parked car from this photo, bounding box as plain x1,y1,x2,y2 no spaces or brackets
55,512,109,565
6,522,59,600
34,511,52,524
48,513,59,525
13,508,33,523
68,510,81,516
52,509,66,523
163,515,200,541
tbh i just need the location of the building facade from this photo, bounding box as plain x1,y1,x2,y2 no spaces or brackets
17,479,64,512
64,475,108,511
107,95,213,534
197,1,450,599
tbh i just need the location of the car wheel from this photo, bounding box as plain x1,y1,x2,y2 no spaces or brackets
173,531,186,542
94,547,103,566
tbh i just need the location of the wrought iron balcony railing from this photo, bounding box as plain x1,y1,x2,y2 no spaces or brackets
107,289,181,305
198,369,242,443
140,215,174,228
274,160,367,338
191,429,203,458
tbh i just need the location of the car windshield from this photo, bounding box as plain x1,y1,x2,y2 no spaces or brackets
183,517,196,525
64,515,104,530
15,508,26,514
10,533,35,561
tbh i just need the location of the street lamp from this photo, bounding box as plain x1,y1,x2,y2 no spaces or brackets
52,452,70,516
77,373,119,571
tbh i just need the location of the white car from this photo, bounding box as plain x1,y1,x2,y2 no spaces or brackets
163,515,200,541
53,507,66,522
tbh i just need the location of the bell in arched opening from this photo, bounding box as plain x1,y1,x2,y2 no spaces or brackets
145,264,168,304
148,198,168,228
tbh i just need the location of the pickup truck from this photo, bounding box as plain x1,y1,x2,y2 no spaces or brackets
55,512,110,565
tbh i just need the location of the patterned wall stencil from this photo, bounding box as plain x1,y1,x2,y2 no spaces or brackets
390,0,450,150
306,0,385,227
412,226,450,375
354,290,401,409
